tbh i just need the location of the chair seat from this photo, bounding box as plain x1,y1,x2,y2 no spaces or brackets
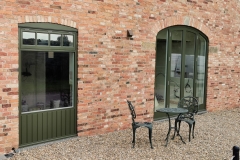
177,118,195,125
175,96,199,142
134,122,153,128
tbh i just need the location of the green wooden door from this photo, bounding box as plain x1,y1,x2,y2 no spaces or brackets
154,26,208,120
19,23,77,147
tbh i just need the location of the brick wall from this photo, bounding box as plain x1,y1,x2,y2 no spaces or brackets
0,0,240,154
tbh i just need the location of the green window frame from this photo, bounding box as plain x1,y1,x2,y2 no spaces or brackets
19,23,77,52
19,23,78,113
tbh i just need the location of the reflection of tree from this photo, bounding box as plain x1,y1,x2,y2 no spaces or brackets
50,36,61,46
37,39,48,45
57,36,61,42
23,35,72,46
51,35,70,46
23,38,35,45
62,35,70,46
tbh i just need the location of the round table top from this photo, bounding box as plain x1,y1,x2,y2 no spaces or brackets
156,108,188,114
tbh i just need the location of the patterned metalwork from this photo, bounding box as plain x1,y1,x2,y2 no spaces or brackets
175,96,199,142
127,100,153,149
157,107,188,146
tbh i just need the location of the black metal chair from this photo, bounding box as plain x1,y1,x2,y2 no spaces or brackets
127,100,153,149
174,96,199,142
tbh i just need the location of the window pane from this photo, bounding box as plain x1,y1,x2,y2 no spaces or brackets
155,29,167,111
170,30,182,107
63,35,73,46
23,32,35,45
37,33,48,45
184,31,195,97
50,34,61,46
21,51,74,113
46,52,73,108
196,36,206,105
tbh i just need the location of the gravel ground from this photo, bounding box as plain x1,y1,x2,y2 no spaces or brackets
8,107,240,160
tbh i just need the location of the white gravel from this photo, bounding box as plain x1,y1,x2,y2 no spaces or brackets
9,107,240,160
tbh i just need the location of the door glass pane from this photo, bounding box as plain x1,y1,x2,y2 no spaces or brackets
170,30,182,108
37,33,48,45
184,31,195,97
196,36,206,105
23,32,35,45
155,30,167,111
50,34,61,46
63,35,73,46
21,51,74,113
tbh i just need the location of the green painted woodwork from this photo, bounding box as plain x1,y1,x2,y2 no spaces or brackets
20,108,76,147
19,23,77,52
19,23,77,147
154,26,208,120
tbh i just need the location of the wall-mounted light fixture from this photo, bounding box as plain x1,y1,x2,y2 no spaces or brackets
127,30,133,38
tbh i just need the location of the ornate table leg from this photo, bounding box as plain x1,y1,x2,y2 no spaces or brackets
165,113,171,146
172,117,186,144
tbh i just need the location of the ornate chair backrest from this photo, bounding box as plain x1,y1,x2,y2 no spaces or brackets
178,96,199,117
127,100,136,124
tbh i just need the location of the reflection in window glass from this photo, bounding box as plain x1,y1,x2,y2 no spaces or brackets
196,36,206,105
37,33,48,45
21,51,74,113
23,32,35,45
184,31,195,97
63,35,73,46
155,29,167,112
170,30,182,107
50,34,61,46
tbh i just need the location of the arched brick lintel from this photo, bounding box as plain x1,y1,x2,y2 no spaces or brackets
18,15,77,29
151,16,211,40
18,15,211,42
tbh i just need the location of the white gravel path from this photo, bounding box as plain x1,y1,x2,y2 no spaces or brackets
9,107,240,160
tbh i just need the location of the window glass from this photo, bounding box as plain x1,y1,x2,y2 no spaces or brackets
155,29,167,111
37,33,48,45
63,35,73,46
50,34,61,46
21,51,74,113
23,32,35,45
184,31,195,97
170,30,182,107
196,36,206,105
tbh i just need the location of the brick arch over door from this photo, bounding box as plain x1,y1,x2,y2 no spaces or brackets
150,16,212,41
18,15,77,29
4,16,78,54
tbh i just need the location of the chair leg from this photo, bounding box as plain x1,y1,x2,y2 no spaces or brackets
132,126,137,148
178,121,182,135
192,122,195,139
188,124,192,142
172,119,178,139
148,128,153,149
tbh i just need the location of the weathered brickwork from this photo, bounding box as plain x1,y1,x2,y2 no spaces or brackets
0,0,239,154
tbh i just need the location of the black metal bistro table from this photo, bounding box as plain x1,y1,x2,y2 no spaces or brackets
156,108,188,146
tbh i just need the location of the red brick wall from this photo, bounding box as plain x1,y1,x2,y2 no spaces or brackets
0,0,240,154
